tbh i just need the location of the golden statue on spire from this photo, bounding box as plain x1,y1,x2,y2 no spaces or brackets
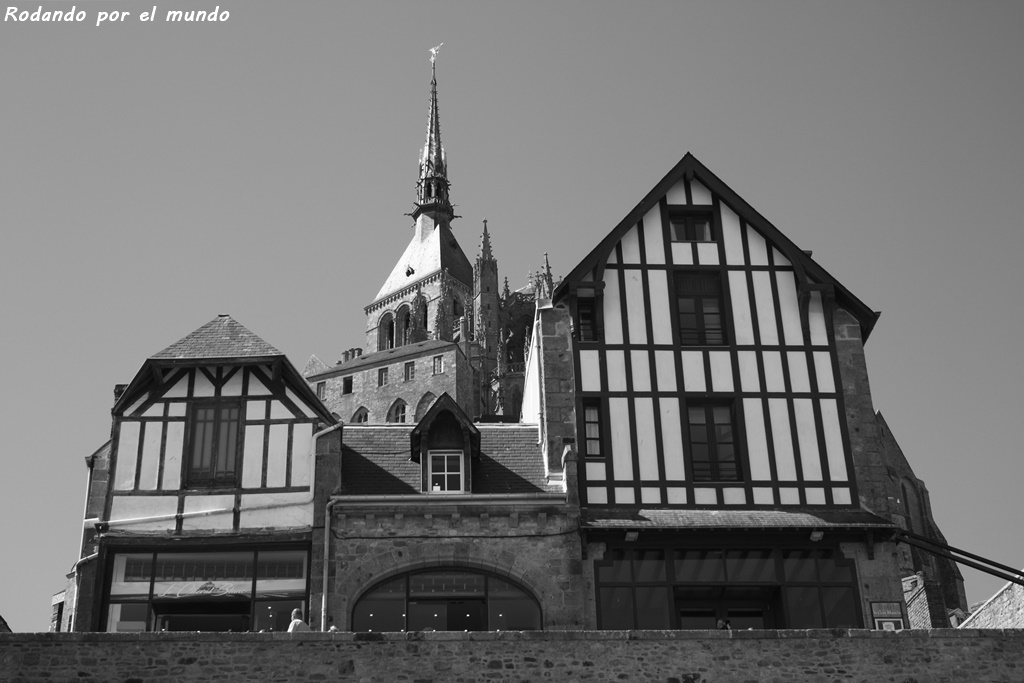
429,43,443,64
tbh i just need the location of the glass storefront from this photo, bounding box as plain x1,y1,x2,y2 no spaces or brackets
352,569,541,632
595,545,859,629
103,547,308,632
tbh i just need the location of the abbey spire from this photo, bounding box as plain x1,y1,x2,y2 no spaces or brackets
413,45,453,221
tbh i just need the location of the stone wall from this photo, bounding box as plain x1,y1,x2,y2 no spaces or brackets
316,502,585,631
3,629,1023,683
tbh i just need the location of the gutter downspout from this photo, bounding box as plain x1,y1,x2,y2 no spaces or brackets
321,498,338,632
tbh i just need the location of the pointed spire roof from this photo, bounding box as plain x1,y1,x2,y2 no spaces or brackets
151,314,283,360
413,46,452,221
541,252,554,297
478,219,493,261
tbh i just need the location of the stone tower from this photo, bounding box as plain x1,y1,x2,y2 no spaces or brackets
473,220,501,412
364,55,474,352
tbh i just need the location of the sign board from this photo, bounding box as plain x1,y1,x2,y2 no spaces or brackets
871,601,905,630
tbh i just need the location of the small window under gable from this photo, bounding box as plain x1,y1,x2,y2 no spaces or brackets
410,392,480,494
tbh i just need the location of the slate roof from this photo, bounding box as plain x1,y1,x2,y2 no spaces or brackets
373,222,474,304
151,314,282,360
338,424,557,495
306,339,458,379
582,508,895,531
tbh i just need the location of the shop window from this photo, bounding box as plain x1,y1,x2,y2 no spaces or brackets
595,546,860,630
687,402,741,482
104,548,308,633
351,407,368,424
428,450,463,492
675,273,726,345
353,569,540,632
185,403,241,488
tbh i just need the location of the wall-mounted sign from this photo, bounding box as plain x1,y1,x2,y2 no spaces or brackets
156,581,241,599
871,601,905,630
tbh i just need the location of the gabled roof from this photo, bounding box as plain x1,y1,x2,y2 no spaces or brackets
113,315,336,424
151,314,282,360
306,339,459,380
372,221,474,304
410,392,480,460
339,424,557,495
553,152,880,340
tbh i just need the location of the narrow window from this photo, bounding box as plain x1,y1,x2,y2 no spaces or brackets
688,403,740,481
186,403,241,488
404,361,415,382
582,400,604,458
316,382,326,400
577,297,599,342
428,450,464,492
676,273,726,345
342,376,353,395
432,356,444,375
378,368,388,387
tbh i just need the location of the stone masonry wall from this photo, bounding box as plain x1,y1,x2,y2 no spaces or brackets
3,629,1023,683
961,581,1024,629
317,503,585,631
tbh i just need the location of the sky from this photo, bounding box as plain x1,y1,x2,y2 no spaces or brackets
1,0,1022,632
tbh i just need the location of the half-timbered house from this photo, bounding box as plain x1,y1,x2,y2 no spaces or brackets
59,315,341,632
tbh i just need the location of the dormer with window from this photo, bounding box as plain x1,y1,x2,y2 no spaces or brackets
410,393,480,494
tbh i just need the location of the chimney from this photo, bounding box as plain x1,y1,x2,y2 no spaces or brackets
354,348,363,358
342,350,351,362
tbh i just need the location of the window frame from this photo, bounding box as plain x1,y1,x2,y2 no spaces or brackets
316,382,326,400
427,449,464,493
342,376,353,395
184,401,243,489
377,367,388,387
404,361,415,382
351,407,369,424
432,355,444,375
686,401,742,483
576,296,600,343
582,399,605,459
388,401,407,424
675,271,728,346
668,208,716,243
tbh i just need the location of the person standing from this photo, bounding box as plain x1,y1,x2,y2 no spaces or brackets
287,608,311,632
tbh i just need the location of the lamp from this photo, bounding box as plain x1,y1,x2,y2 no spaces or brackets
809,530,824,542
624,531,639,542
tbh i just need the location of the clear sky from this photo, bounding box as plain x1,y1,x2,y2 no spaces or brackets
1,1,1022,632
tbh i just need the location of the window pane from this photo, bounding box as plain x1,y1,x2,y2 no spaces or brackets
633,549,666,582
409,572,484,598
636,587,671,629
678,607,717,630
673,550,726,582
783,550,818,582
821,586,858,627
253,599,303,633
597,549,631,583
817,553,854,583
784,586,823,628
598,587,634,629
353,577,406,632
725,550,776,582
488,578,540,631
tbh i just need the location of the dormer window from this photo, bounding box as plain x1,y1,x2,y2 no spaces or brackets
410,393,480,495
428,450,464,492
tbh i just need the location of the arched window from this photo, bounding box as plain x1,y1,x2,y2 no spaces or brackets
396,306,411,347
415,392,437,421
378,313,395,351
387,400,407,424
351,407,369,424
352,569,541,632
